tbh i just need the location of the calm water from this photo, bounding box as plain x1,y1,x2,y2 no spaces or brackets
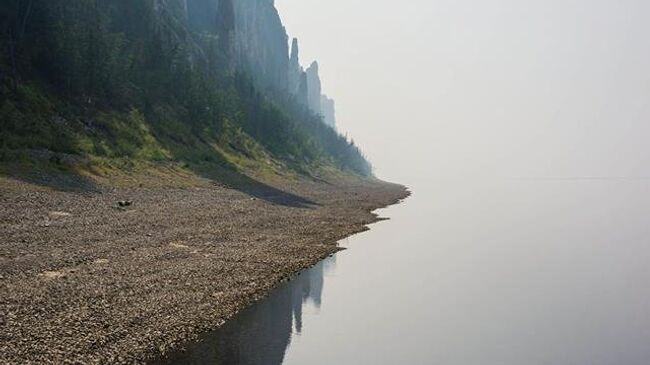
163,178,650,365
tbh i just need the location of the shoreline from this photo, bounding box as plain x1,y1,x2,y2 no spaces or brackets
0,173,409,364
153,198,407,365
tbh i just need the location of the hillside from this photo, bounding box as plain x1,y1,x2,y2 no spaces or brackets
0,3,413,363
0,0,371,183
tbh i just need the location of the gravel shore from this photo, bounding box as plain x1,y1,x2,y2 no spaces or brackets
0,173,408,364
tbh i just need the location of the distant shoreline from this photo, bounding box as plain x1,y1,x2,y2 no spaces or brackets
0,171,408,364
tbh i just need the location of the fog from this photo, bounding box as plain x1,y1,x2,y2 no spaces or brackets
150,4,650,364
276,0,650,185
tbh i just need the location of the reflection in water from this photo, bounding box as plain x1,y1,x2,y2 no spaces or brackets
158,256,335,365
156,179,650,365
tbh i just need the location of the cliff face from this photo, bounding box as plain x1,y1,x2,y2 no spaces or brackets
183,0,336,126
305,62,336,127
305,61,322,116
0,0,371,176
232,0,289,93
321,95,336,128
288,38,306,104
187,0,219,32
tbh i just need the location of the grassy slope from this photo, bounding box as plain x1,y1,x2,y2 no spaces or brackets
0,81,352,190
0,0,372,188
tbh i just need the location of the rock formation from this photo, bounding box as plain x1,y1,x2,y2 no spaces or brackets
320,95,336,128
232,0,290,92
305,61,322,116
186,0,219,32
288,39,303,95
183,0,337,126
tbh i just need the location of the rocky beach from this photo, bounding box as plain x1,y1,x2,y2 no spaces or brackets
0,173,408,364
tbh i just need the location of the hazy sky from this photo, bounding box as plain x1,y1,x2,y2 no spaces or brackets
276,0,650,184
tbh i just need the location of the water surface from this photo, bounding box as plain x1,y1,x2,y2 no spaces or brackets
165,178,650,365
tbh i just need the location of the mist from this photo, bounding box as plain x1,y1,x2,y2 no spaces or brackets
4,2,650,363
277,0,650,184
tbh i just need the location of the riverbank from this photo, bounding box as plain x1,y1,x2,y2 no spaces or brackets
0,169,408,364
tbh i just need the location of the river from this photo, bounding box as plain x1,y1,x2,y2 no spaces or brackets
162,178,650,365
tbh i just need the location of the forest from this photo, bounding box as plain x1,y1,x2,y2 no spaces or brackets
0,0,372,177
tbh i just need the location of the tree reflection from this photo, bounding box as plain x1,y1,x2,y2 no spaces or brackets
157,256,335,365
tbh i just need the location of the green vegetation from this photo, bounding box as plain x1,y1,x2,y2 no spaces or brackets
0,0,372,179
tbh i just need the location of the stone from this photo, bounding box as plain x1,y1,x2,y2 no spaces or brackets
306,61,322,116
49,211,72,219
320,94,337,128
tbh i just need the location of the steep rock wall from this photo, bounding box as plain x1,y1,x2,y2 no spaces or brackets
321,95,336,128
182,0,335,125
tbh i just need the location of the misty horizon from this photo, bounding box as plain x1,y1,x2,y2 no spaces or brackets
277,0,650,184
2,2,649,364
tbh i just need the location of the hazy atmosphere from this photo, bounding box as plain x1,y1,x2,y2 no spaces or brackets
278,0,650,183
2,1,649,364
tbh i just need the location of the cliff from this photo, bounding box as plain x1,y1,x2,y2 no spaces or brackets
232,0,290,93
0,0,367,175
321,95,337,128
305,61,322,116
184,0,336,126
